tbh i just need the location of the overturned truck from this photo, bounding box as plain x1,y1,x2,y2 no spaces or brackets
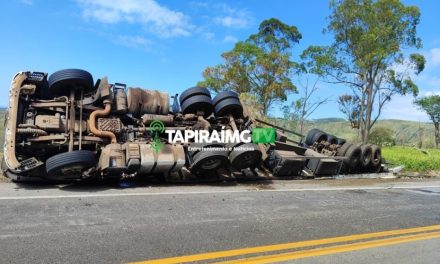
2,69,384,182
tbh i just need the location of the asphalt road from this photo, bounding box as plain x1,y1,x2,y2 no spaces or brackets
0,178,439,264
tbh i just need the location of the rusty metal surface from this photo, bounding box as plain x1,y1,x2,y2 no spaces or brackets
4,73,28,171
127,87,169,116
89,101,117,143
97,117,123,133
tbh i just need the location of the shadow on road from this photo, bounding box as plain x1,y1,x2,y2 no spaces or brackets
10,176,275,193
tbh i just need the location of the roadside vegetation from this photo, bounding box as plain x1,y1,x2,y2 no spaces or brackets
382,146,440,172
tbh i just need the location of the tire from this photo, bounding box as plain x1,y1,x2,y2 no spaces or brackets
179,87,211,105
344,145,362,171
214,97,243,118
336,138,346,145
370,144,382,167
326,134,338,145
229,143,262,170
337,142,352,156
180,95,214,117
48,69,94,96
310,130,328,145
358,144,373,168
305,129,321,145
212,91,239,106
46,150,96,178
191,150,229,174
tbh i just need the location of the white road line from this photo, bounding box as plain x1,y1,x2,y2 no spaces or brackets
0,185,439,200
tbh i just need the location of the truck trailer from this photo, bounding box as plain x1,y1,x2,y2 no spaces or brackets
1,69,383,182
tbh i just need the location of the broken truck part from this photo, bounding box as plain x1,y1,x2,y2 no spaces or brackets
1,69,385,182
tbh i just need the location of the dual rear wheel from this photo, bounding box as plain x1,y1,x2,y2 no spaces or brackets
179,88,244,118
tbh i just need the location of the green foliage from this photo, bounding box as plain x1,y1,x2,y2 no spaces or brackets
338,94,360,128
414,95,440,124
301,0,425,143
198,18,301,114
414,95,440,148
239,93,265,120
382,146,440,172
368,126,394,146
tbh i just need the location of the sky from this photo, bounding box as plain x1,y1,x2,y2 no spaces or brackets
0,0,439,122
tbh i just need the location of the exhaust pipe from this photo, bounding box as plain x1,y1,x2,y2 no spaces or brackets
89,100,117,143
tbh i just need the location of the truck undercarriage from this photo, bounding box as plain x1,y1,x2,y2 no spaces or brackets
2,69,384,182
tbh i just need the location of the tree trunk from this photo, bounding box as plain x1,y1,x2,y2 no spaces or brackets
363,81,374,144
358,91,365,142
435,123,439,149
299,99,307,135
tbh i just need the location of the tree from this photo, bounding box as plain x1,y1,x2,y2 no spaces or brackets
283,75,330,134
369,126,394,146
198,18,302,115
414,95,440,148
338,94,360,129
301,0,425,143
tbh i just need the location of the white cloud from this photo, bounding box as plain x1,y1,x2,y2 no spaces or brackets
213,3,252,29
381,95,429,121
76,0,193,38
202,32,215,40
223,35,238,43
114,35,152,50
428,48,440,66
215,16,249,28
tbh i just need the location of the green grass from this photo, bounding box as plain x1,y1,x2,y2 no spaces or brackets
382,146,440,172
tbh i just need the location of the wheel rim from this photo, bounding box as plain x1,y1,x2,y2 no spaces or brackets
61,164,86,175
200,158,222,170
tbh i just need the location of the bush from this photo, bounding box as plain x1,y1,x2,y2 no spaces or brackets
369,126,394,146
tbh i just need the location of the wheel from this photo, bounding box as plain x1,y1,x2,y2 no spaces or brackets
48,69,94,96
369,144,382,167
336,138,346,145
305,129,321,145
214,97,243,118
326,134,338,145
310,130,328,144
336,142,352,156
180,95,214,117
46,150,96,179
229,143,262,170
191,150,229,174
344,145,362,172
179,87,211,105
212,91,240,106
358,144,373,168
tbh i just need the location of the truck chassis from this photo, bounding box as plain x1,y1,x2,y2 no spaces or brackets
2,69,384,182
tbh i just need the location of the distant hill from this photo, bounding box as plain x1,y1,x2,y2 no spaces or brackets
303,118,435,147
268,116,435,147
